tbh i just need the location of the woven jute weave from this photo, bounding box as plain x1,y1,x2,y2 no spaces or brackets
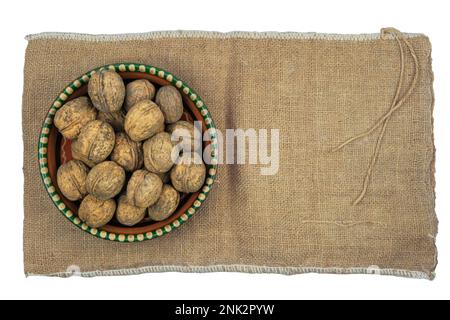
23,29,437,279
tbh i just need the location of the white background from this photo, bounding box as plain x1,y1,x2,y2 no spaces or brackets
0,0,449,300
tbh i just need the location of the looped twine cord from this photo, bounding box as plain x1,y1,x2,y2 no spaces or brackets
332,28,419,205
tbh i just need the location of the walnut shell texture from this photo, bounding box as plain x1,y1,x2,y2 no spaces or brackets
143,132,175,174
170,153,206,193
147,184,180,221
54,96,97,139
155,85,184,124
111,132,143,172
71,145,95,168
124,100,165,142
86,161,126,200
125,79,156,111
88,70,125,113
126,169,163,208
71,120,115,167
166,120,202,153
116,195,146,226
56,160,89,201
78,194,116,228
97,110,125,132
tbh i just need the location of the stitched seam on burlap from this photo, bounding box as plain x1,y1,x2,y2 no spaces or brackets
25,31,425,42
26,265,431,280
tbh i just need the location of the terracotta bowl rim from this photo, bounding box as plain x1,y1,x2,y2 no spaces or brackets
37,62,218,243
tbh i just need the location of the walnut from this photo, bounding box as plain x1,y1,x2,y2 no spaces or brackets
97,110,125,132
78,194,116,228
71,120,115,167
124,100,165,142
170,152,206,193
54,96,97,139
125,79,156,111
86,161,126,200
71,145,95,168
147,184,180,221
126,169,163,208
88,70,125,113
155,85,184,123
111,132,143,172
56,160,89,201
143,132,175,174
166,120,202,153
116,195,146,226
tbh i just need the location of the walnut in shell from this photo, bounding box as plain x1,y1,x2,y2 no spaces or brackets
86,161,126,200
97,110,125,132
111,132,143,172
54,96,97,139
116,195,146,227
143,132,175,174
166,120,202,153
155,85,183,123
126,169,163,208
125,79,156,111
71,120,115,167
147,184,180,221
88,70,125,113
124,100,165,142
56,160,89,201
170,152,206,193
71,144,95,168
78,194,116,228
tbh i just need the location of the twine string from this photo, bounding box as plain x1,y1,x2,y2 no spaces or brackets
333,28,419,205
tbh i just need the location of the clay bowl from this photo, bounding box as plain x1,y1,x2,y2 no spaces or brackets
38,63,218,242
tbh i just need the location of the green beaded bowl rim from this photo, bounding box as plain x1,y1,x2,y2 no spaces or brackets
38,63,218,243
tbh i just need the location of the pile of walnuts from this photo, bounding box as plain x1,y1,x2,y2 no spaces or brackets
55,70,206,228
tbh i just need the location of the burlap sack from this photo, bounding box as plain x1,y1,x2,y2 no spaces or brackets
23,29,437,279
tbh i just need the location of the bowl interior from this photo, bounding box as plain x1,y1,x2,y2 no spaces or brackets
47,71,211,235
